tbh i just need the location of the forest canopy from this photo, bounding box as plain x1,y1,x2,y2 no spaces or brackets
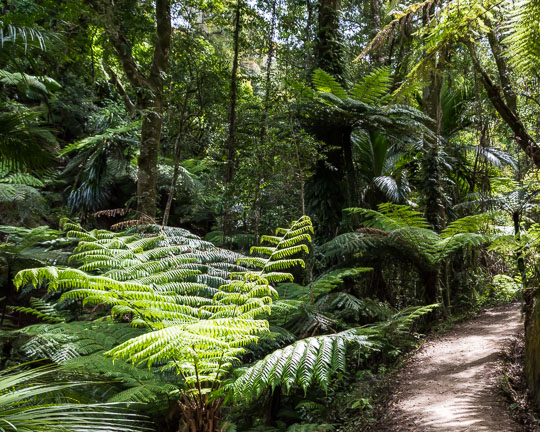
1,0,540,430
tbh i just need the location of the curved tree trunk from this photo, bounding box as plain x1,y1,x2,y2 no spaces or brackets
466,41,540,168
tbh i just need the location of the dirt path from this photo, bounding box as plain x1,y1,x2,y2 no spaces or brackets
374,303,523,432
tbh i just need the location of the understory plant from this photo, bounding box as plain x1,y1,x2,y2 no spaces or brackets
12,217,317,431
10,214,439,431
0,362,149,432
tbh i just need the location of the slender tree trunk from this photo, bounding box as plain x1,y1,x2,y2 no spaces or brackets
222,0,242,244
305,0,314,69
289,109,306,214
225,0,242,184
103,61,136,116
259,0,277,146
421,54,447,231
369,0,382,65
342,126,357,206
162,89,192,226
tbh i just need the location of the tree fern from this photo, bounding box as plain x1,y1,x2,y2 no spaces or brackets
345,204,430,230
13,217,313,404
325,204,494,270
8,297,66,323
306,267,372,301
0,363,151,432
233,301,436,402
370,304,439,339
316,293,393,322
504,0,540,75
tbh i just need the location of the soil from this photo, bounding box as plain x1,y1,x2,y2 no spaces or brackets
372,303,524,431
499,330,540,431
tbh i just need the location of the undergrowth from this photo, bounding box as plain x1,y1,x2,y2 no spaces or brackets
499,330,540,431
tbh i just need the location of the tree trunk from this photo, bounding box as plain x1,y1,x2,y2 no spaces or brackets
177,395,222,432
421,50,447,231
466,41,540,167
87,0,172,218
422,267,442,306
222,0,242,243
369,0,383,65
138,101,162,218
525,290,540,409
163,86,194,226
484,19,517,112
225,0,242,184
316,0,343,79
304,0,348,238
259,0,277,147
342,125,357,206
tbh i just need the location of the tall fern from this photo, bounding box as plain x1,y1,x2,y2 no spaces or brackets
323,204,494,270
13,217,314,428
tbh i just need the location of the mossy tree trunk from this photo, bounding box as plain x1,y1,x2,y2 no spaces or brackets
525,288,540,408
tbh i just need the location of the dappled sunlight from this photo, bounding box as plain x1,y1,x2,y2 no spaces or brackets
377,304,522,431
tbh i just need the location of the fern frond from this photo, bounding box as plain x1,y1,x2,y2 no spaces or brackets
312,69,347,99
13,217,313,398
305,267,373,300
233,330,372,400
349,66,392,104
345,204,429,230
8,297,66,323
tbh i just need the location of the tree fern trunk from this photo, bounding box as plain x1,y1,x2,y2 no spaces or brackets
421,50,447,231
422,267,442,308
178,397,222,432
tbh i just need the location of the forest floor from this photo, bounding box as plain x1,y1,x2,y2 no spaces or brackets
372,303,524,431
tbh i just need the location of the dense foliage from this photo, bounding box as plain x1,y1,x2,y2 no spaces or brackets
1,0,540,430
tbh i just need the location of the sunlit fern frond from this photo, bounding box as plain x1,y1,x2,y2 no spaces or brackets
349,66,392,104
312,69,347,99
14,217,314,396
345,204,430,230
504,0,540,75
233,329,372,400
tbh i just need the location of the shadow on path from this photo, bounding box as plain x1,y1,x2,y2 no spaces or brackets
372,303,522,432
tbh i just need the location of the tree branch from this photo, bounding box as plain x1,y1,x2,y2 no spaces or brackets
466,40,540,168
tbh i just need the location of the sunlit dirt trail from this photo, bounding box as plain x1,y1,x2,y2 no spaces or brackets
373,303,523,431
